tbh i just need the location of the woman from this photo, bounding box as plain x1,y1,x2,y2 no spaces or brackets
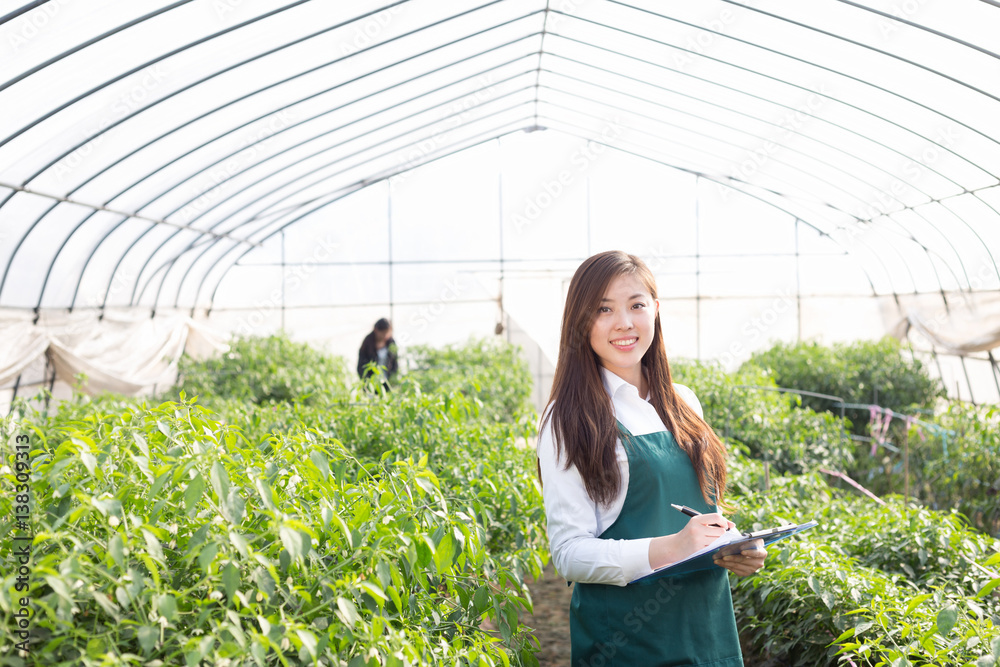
537,250,766,666
357,318,397,388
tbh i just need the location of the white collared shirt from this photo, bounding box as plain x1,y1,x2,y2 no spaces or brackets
536,367,704,586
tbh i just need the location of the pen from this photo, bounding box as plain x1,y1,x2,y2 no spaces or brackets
670,503,701,518
670,503,729,530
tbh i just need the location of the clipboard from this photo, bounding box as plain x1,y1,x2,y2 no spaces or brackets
630,520,819,584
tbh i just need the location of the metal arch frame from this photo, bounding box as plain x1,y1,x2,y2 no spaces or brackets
127,83,541,301
536,110,908,299
141,59,967,310
127,84,540,306
197,123,541,309
551,10,995,177
0,2,50,25
151,101,540,309
12,0,522,183
542,16,1000,286
737,0,1000,72
0,0,320,146
39,50,542,311
0,0,198,96
201,126,885,314
15,9,546,311
23,20,988,312
534,94,961,294
129,6,1000,301
537,80,958,280
611,0,1000,147
0,0,998,310
115,34,981,311
829,0,1000,61
537,55,977,290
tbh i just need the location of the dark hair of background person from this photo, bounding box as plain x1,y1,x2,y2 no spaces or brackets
541,250,729,509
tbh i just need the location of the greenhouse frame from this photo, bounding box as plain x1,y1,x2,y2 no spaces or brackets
1,0,999,411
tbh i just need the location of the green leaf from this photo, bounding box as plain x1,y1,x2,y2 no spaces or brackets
296,629,317,659
336,596,361,627
222,562,240,600
358,580,387,607
220,488,246,525
211,460,231,501
309,450,331,480
936,605,958,636
976,657,996,667
108,534,125,569
198,541,219,573
904,593,933,615
137,625,158,653
474,585,490,614
80,449,97,475
976,578,1000,599
254,477,276,512
157,594,178,622
184,473,205,516
434,531,455,575
280,525,306,563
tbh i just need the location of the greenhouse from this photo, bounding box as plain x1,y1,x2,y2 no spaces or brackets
1,1,999,666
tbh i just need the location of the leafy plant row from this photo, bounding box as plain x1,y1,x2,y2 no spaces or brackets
1,337,546,666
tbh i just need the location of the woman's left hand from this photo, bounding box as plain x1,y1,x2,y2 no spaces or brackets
714,539,767,576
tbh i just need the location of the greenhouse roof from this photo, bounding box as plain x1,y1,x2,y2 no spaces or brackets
1,0,999,312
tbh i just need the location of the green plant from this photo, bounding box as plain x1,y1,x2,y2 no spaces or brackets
1,351,546,665
173,334,352,406
404,338,534,424
743,338,945,434
672,359,853,475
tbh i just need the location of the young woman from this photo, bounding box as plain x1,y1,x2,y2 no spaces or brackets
537,250,766,666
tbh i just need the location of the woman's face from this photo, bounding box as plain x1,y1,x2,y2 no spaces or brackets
588,272,658,387
376,327,392,344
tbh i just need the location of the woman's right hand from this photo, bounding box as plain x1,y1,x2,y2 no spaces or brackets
648,513,735,570
675,513,734,555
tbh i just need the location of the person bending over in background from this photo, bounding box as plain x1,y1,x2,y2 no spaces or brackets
536,250,767,666
357,318,397,389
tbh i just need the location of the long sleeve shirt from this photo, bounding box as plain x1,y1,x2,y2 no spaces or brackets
536,367,704,586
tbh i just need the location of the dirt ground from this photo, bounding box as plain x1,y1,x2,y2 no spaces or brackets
520,562,574,665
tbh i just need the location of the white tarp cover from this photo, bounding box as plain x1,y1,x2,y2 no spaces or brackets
0,308,227,395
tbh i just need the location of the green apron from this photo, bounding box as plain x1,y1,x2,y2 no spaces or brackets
569,424,743,667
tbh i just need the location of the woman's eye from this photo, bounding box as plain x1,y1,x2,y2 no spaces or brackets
632,302,645,309
597,306,611,313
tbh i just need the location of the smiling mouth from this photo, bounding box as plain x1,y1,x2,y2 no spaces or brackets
611,338,638,347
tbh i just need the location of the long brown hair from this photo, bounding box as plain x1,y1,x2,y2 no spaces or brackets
541,250,728,509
